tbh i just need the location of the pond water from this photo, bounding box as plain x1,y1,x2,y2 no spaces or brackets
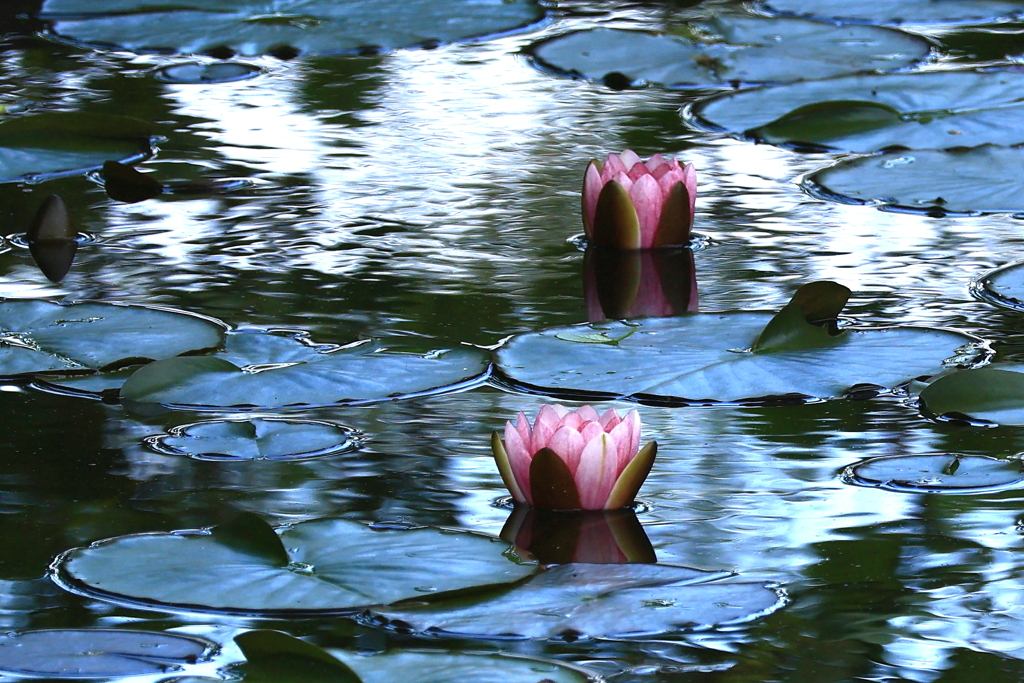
4,0,1024,680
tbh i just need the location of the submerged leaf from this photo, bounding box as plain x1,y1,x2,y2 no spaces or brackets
746,100,903,147
235,631,361,683
210,513,290,567
918,364,1024,425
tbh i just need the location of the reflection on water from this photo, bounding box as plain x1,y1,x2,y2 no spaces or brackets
0,0,1022,679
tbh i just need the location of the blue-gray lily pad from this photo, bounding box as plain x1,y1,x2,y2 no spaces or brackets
373,563,785,639
529,16,928,88
0,629,212,678
118,331,488,409
147,418,360,461
0,112,152,183
0,300,224,377
974,260,1024,312
54,516,536,615
40,0,544,56
688,70,1024,152
843,454,1024,493
804,146,1024,216
234,631,597,683
761,0,1024,25
495,315,980,404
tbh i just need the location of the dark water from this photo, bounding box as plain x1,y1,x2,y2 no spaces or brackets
3,0,1024,681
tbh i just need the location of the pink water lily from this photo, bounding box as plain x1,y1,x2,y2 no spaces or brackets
582,150,697,250
491,404,657,510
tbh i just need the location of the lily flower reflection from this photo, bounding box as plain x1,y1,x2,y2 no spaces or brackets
585,247,698,321
500,506,656,564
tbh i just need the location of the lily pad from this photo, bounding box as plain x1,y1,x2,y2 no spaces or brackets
495,314,978,404
761,0,1024,25
0,112,152,182
0,300,224,377
688,70,1024,152
119,331,488,409
40,0,544,57
373,563,784,640
54,515,536,615
761,0,1024,26
146,418,361,461
843,454,1024,493
0,629,212,678
234,631,596,683
155,62,264,83
974,260,1024,312
529,16,929,88
918,364,1024,425
804,146,1024,216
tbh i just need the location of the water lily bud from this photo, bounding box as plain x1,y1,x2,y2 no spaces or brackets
582,150,696,249
491,404,657,510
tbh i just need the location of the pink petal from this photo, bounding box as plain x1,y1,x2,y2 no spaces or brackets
627,174,663,249
532,405,562,451
515,412,532,450
580,421,603,443
560,412,583,431
575,405,600,423
608,418,637,477
619,149,642,171
627,162,650,182
624,410,641,460
602,153,628,182
551,404,571,418
645,153,668,174
683,163,697,217
611,171,633,193
599,408,621,430
575,432,620,510
582,161,604,236
548,425,586,474
504,421,533,503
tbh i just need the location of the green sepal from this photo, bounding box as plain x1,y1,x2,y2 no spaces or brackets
752,281,851,353
651,181,692,247
491,431,525,502
604,441,657,509
529,447,582,510
211,512,290,567
746,100,903,148
581,158,602,237
234,630,362,683
591,180,641,250
102,160,164,203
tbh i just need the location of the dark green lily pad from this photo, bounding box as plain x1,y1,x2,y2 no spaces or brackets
54,516,536,615
155,62,264,83
0,629,212,678
804,146,1024,216
918,364,1024,425
530,16,928,88
688,70,1024,152
147,418,360,461
974,260,1024,312
373,563,784,639
495,315,978,404
0,300,224,377
762,0,1024,26
234,631,596,683
843,454,1024,493
0,112,152,182
119,331,488,409
40,0,544,57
